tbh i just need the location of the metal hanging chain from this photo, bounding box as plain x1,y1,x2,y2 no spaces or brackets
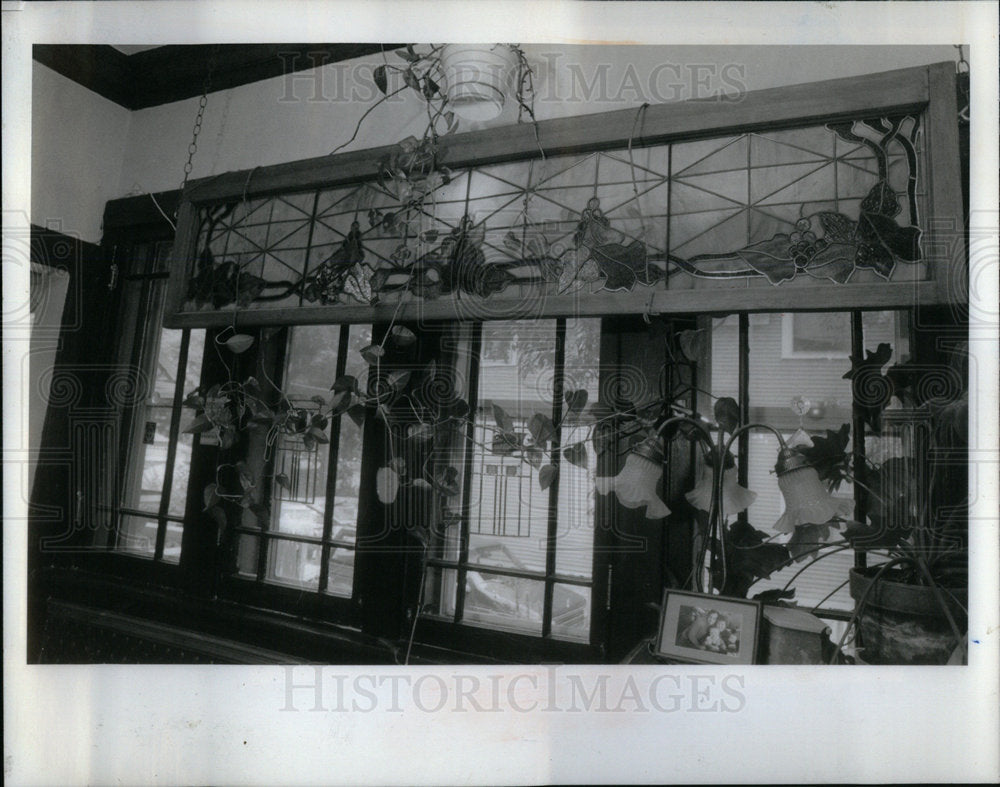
954,45,970,123
954,44,969,74
179,45,220,202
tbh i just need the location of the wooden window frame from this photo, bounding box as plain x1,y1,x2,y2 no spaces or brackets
164,62,965,330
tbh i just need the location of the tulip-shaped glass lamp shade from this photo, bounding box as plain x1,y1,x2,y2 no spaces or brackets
773,449,851,533
595,437,670,519
685,460,757,516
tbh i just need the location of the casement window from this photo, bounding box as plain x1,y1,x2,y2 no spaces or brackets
88,62,963,661
231,322,371,599
111,240,207,563
698,308,912,612
421,318,602,643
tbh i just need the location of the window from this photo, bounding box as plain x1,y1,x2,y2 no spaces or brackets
422,318,601,643
113,241,206,562
704,309,910,611
233,323,371,598
88,62,963,663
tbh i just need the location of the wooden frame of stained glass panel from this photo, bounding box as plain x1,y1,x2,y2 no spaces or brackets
164,62,965,329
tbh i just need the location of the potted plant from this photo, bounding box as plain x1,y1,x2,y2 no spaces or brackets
838,343,969,664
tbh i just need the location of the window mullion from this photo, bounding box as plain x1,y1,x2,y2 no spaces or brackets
153,328,192,561
542,319,567,638
453,322,483,623
737,313,750,526
318,324,350,593
850,310,868,573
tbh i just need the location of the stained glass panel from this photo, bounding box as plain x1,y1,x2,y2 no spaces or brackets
180,114,925,315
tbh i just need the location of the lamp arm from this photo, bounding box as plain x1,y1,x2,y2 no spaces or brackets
721,422,790,459
653,415,715,451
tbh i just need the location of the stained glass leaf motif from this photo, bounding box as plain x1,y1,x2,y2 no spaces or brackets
184,114,923,312
304,221,367,304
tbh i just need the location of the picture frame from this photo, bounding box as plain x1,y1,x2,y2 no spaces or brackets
654,590,763,665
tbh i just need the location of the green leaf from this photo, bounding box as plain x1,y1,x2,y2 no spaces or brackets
492,402,515,434
388,370,412,391
274,473,290,491
347,403,367,428
329,390,352,415
563,442,588,469
407,422,434,442
219,428,237,450
753,588,796,603
795,424,851,491
373,64,388,95
422,75,440,98
432,465,461,496
331,374,358,393
403,68,421,93
310,394,327,408
360,344,385,365
203,483,220,511
528,412,556,444
184,414,214,434
207,505,227,532
564,389,588,415
525,446,544,468
395,46,421,62
306,426,330,444
376,466,400,504
677,329,707,362
389,325,417,347
447,399,469,419
714,397,741,434
224,333,255,354
539,464,557,490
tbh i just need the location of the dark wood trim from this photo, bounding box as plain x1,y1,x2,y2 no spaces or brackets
33,45,135,107
924,61,967,304
164,281,941,329
34,44,402,110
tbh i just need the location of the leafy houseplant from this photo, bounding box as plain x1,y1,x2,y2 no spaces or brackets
838,343,969,664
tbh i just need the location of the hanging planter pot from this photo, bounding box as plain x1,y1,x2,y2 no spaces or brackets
440,44,519,121
848,567,967,664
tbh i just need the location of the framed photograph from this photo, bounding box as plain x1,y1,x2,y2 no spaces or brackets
654,590,763,665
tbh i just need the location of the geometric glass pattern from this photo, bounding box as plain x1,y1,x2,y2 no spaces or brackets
182,114,924,315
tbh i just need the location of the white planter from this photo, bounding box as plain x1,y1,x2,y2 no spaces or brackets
440,44,518,122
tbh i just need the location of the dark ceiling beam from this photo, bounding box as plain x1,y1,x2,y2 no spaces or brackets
34,44,136,107
33,44,404,110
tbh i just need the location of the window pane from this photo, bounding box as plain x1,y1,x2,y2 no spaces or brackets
551,584,591,642
746,312,855,610
161,522,184,563
468,320,557,575
265,324,369,592
168,330,206,517
462,571,545,636
326,545,356,597
269,538,321,590
126,406,173,510
333,324,371,534
117,515,157,558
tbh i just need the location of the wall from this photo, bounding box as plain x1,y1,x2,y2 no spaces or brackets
30,62,132,244
116,45,958,202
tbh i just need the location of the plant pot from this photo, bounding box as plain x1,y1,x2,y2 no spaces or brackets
440,44,518,121
848,567,966,665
